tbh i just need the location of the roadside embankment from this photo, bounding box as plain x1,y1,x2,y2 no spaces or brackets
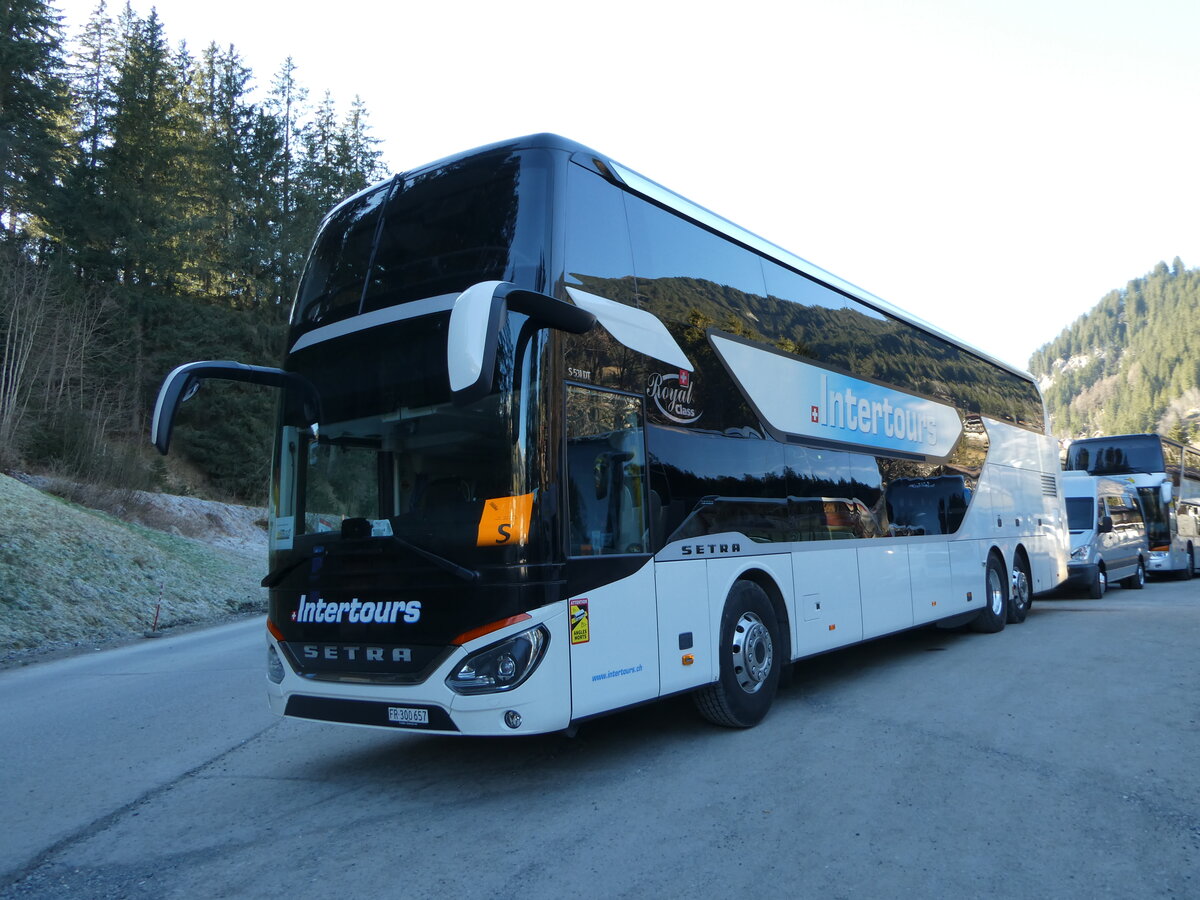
0,473,267,664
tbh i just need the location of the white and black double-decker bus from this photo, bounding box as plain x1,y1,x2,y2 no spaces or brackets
1064,433,1199,578
153,134,1068,736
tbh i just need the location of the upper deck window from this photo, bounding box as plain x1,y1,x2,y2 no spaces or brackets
291,151,550,338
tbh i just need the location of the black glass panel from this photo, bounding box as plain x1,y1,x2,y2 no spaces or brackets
1066,496,1095,531
363,155,526,310
1065,436,1166,475
293,184,391,329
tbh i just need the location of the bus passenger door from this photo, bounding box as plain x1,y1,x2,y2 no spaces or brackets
564,386,660,719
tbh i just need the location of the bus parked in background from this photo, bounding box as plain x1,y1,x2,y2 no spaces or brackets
1064,433,1199,578
152,134,1069,736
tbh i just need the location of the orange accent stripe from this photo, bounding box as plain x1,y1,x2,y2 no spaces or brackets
267,619,286,642
453,613,532,646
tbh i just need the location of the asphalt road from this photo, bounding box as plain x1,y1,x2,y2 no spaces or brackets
2,578,1197,898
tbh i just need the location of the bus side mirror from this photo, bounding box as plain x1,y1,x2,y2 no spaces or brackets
1098,515,1114,534
151,360,321,455
447,281,596,404
1161,482,1174,505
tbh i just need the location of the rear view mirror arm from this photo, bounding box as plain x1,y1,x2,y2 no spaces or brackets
151,360,321,455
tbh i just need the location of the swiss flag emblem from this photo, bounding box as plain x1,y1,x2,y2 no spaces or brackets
811,405,820,423
678,369,690,387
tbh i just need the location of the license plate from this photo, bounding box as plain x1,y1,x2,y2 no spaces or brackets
387,706,429,725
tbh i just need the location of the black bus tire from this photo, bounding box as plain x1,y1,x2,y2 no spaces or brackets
694,581,781,728
1007,555,1032,623
1088,567,1107,599
1181,545,1195,581
1121,560,1146,590
970,554,1008,633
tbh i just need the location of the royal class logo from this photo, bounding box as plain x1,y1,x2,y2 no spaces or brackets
293,595,421,624
647,370,701,423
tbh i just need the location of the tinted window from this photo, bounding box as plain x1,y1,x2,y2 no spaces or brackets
1066,496,1095,531
363,154,529,311
1066,436,1165,475
564,164,637,302
566,387,648,556
790,446,884,539
291,151,550,339
762,261,1044,429
1186,448,1200,479
649,425,788,546
1164,441,1183,485
625,194,767,300
885,476,972,536
294,183,391,329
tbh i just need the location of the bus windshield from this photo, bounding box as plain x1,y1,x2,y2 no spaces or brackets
1065,497,1096,532
272,321,546,572
291,150,549,337
1065,436,1165,475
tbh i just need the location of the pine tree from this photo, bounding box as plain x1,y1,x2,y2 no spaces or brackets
266,57,306,307
0,0,71,241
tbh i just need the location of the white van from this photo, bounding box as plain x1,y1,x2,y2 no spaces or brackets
1061,473,1149,597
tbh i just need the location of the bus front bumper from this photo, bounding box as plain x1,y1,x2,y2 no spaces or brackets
265,607,570,737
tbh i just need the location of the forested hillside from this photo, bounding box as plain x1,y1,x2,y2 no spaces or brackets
1,0,387,500
1029,260,1200,441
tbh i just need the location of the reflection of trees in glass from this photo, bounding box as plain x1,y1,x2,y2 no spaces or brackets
303,440,378,530
571,274,1043,432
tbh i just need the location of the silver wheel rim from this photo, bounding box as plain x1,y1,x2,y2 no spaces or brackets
732,611,773,694
1011,569,1030,612
988,566,1005,616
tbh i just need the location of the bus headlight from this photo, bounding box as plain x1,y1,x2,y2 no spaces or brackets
1070,545,1091,563
446,625,550,694
267,643,286,683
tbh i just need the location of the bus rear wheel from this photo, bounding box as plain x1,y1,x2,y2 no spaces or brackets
971,554,1008,633
1007,556,1032,623
694,581,781,728
1180,545,1195,581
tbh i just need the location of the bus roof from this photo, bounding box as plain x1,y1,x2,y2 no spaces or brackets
333,133,1037,387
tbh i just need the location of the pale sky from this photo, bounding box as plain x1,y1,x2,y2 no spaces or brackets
51,0,1200,372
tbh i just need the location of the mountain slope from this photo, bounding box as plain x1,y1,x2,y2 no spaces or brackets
1029,259,1200,439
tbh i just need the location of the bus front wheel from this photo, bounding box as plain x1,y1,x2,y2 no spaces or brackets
694,581,781,728
971,554,1008,633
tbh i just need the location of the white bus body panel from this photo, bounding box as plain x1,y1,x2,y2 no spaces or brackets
858,545,914,638
655,559,716,695
568,560,660,719
908,542,957,623
792,545,863,655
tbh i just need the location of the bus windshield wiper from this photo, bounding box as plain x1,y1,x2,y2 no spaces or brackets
389,535,479,582
261,552,318,589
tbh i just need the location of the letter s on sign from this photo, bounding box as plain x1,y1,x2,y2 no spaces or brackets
404,601,422,624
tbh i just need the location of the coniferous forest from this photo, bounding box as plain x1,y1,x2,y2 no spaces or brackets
3,2,1199,505
1,0,386,499
1030,260,1200,442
